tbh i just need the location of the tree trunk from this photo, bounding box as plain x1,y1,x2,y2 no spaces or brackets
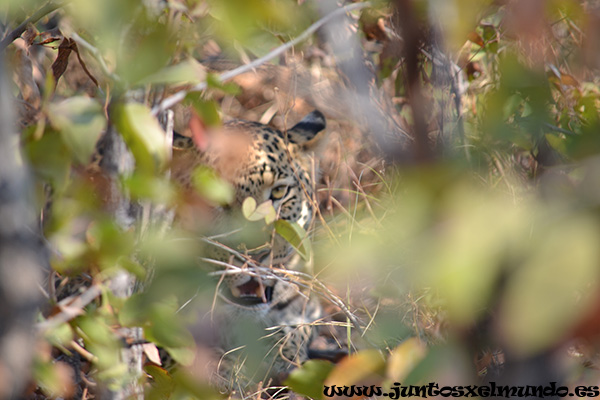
0,53,46,400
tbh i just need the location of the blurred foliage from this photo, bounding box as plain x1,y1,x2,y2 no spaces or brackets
5,0,600,398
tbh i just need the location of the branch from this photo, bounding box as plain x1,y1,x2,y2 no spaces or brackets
0,1,65,52
36,285,102,331
543,122,576,136
71,32,121,83
151,1,371,115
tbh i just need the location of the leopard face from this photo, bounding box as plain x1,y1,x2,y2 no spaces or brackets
173,110,325,267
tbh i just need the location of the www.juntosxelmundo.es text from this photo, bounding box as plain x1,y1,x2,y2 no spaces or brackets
323,382,600,398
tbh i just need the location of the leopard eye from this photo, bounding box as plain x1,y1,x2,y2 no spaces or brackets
270,185,289,200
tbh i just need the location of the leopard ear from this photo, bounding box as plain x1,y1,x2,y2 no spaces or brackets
172,130,195,150
287,110,326,146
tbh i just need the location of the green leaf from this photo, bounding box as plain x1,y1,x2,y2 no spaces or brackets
184,95,221,126
145,365,175,400
118,293,146,326
171,371,222,400
503,94,523,120
545,133,567,156
205,73,241,95
44,322,73,348
161,346,195,366
500,215,600,355
24,128,71,191
192,166,234,205
139,59,206,85
86,219,135,270
145,302,195,349
124,172,175,203
274,220,312,261
78,315,118,347
112,102,168,173
33,359,68,398
47,97,105,165
76,315,122,372
423,190,518,325
116,259,148,281
285,360,334,400
117,22,173,84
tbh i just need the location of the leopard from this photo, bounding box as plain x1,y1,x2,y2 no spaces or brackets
170,110,327,392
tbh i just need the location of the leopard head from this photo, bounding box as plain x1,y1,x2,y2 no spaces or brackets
172,110,326,309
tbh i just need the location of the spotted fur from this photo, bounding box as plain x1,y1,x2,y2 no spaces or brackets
172,110,326,389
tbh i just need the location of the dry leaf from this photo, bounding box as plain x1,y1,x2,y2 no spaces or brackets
51,38,75,84
50,37,98,88
386,337,427,382
37,27,63,45
467,31,485,47
143,343,162,365
561,73,579,87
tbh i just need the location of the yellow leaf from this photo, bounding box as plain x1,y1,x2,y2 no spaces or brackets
324,349,385,389
387,338,427,382
242,197,257,219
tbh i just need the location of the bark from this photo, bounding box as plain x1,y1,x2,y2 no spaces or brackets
95,123,142,400
0,53,46,400
97,109,174,400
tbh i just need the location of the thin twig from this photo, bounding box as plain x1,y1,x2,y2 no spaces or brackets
202,253,366,336
543,122,576,136
70,340,98,363
284,269,365,337
0,1,65,51
151,1,371,115
200,232,366,335
70,32,121,83
37,285,102,331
